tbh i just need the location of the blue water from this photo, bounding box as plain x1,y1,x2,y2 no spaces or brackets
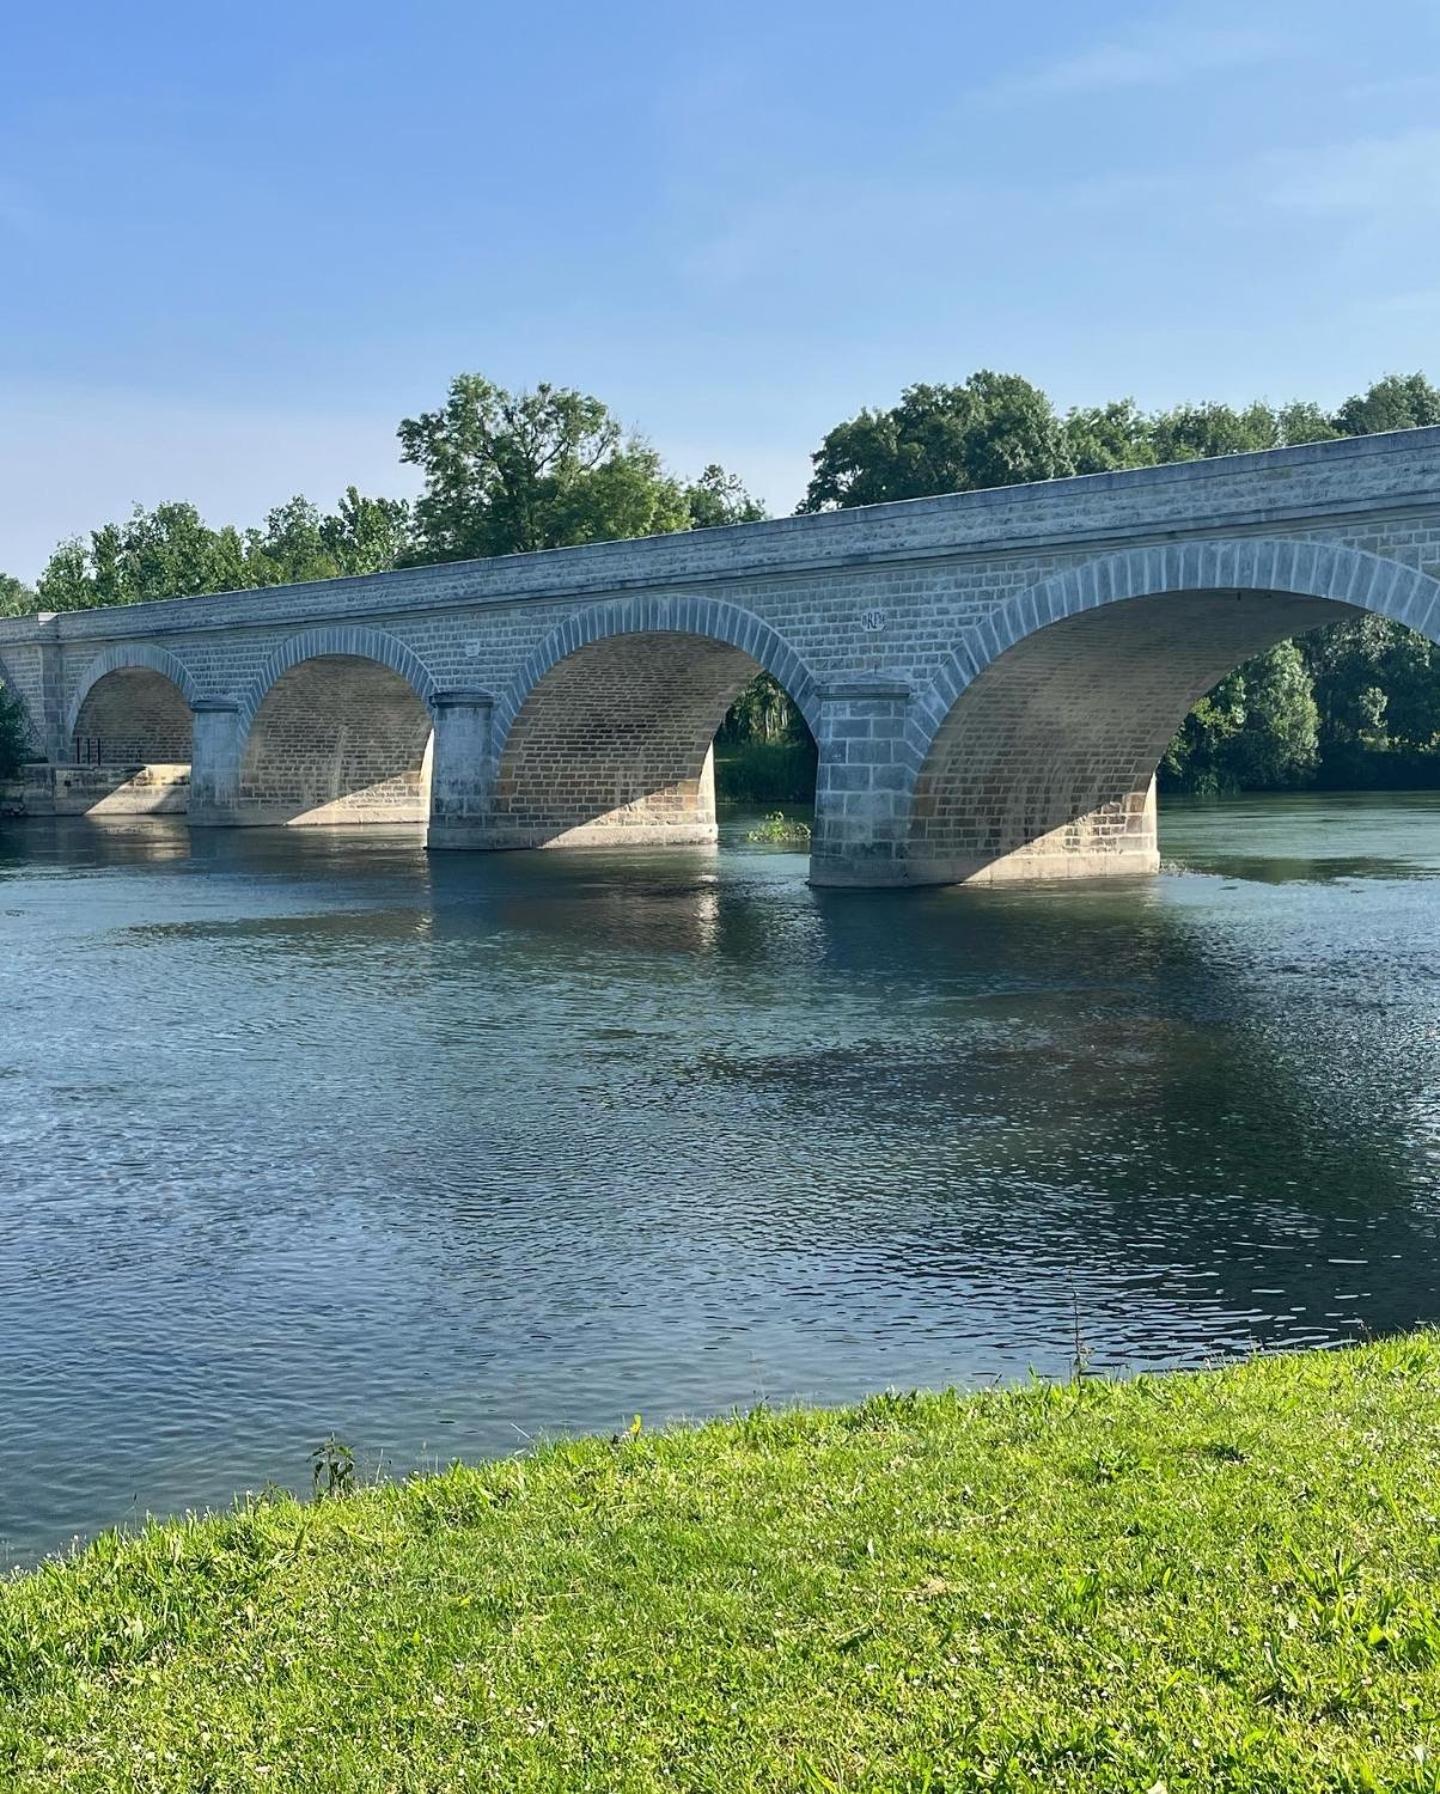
4,794,1440,1565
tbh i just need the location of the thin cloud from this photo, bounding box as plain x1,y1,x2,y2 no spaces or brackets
987,22,1286,100
1267,128,1440,215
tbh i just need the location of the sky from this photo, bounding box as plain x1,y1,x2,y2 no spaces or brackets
4,0,1440,581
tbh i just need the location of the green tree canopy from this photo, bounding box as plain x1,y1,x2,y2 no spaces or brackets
33,490,412,610
684,464,767,530
0,685,29,778
800,372,1072,511
319,487,414,576
398,375,695,561
1333,372,1440,437
0,573,36,619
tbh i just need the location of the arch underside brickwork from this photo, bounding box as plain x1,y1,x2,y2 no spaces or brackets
72,667,194,766
52,660,196,817
904,541,1440,886
238,654,434,825
908,588,1344,883
491,630,773,848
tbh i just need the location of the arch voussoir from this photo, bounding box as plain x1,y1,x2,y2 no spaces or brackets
65,643,200,739
492,596,822,754
237,625,437,735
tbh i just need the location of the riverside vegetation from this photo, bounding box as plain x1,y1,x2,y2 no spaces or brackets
7,370,1440,796
7,1335,1440,1790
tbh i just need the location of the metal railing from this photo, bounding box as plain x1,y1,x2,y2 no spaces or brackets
72,737,153,767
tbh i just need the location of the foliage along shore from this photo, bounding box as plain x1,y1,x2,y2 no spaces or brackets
6,1334,1440,1790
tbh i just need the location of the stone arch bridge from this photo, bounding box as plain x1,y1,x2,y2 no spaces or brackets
6,428,1440,887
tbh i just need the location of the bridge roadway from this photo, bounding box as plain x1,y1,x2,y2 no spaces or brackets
6,427,1440,886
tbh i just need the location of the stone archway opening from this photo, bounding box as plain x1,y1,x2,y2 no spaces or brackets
72,666,193,767
491,630,814,849
909,587,1357,886
63,666,193,815
239,654,433,825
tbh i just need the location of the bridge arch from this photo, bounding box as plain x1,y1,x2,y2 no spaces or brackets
490,595,820,849
906,538,1440,885
237,626,438,826
66,644,199,764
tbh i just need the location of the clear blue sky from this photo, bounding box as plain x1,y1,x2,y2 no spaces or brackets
4,0,1439,579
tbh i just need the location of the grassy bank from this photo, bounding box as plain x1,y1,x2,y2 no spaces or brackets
7,1338,1440,1790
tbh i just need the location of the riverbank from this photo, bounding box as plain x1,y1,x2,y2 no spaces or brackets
6,1338,1440,1790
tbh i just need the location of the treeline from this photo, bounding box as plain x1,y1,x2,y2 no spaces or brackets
5,369,1440,795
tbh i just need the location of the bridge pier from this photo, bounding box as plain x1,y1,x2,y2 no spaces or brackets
187,698,241,825
426,690,496,850
809,680,913,887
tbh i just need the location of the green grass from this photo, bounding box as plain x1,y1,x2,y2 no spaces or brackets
8,1337,1440,1790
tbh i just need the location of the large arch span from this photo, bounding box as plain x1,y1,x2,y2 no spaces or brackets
235,629,437,826
901,540,1440,886
485,598,820,850
66,645,199,760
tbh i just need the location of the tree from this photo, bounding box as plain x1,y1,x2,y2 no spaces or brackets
243,496,336,587
0,684,30,779
1061,400,1157,475
398,375,691,561
800,372,1072,512
320,487,413,576
1147,400,1288,464
36,503,249,610
31,489,411,611
1333,372,1440,437
685,464,766,530
1225,641,1320,788
0,573,35,618
1160,644,1318,794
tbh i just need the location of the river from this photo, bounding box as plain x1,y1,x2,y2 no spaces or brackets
4,794,1440,1564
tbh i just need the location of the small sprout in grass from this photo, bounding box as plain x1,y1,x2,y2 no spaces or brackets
1070,1285,1092,1384
310,1435,355,1499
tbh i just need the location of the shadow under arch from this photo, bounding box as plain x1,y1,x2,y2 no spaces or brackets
905,539,1440,887
66,644,199,763
489,596,821,851
236,627,438,827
